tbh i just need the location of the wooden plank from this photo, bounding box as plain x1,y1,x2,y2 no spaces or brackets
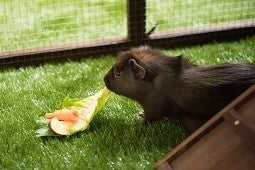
170,93,255,169
1,20,254,68
2,19,253,59
127,0,147,42
155,84,255,169
224,101,255,152
0,38,129,68
0,37,127,59
150,19,255,40
156,161,172,170
148,19,255,49
171,121,255,170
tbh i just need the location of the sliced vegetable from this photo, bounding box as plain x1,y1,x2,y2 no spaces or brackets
45,108,79,123
50,117,71,135
36,87,111,137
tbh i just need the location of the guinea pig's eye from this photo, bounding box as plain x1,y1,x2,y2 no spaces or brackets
114,66,122,77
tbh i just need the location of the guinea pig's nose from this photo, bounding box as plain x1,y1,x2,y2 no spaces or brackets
104,73,109,84
104,73,112,90
104,70,112,82
104,67,114,85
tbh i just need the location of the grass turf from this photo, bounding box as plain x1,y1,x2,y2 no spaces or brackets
0,0,255,169
0,0,254,51
0,36,254,169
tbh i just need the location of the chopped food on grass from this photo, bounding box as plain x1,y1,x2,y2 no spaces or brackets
45,108,79,123
36,87,111,137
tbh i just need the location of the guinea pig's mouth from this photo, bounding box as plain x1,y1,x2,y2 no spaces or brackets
104,69,126,96
104,75,123,96
103,72,115,92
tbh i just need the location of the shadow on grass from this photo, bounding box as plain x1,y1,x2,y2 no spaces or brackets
41,114,188,157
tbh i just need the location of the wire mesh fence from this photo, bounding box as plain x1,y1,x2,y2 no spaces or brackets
0,0,127,52
147,0,255,33
0,0,254,67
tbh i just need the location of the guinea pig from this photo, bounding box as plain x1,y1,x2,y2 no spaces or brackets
104,46,255,132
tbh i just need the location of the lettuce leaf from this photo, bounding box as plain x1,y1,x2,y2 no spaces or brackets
36,87,111,137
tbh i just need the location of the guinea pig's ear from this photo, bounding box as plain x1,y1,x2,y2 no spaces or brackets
173,54,183,72
175,54,183,63
129,59,146,79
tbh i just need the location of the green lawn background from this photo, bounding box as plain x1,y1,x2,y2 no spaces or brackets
0,0,254,51
0,36,254,169
0,0,254,169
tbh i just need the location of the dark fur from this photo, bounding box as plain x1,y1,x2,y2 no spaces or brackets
104,46,255,132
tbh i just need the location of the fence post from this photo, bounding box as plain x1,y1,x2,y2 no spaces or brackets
127,0,147,44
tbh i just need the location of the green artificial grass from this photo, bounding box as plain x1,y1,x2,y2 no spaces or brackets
0,36,254,169
0,0,254,51
0,0,254,169
147,0,255,31
0,0,127,51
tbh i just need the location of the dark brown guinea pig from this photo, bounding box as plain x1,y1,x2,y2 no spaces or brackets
104,46,255,132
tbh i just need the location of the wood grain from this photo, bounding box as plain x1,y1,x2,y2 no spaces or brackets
156,84,255,170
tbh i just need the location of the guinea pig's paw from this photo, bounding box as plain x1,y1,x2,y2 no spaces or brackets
139,111,145,118
142,113,161,124
139,112,150,124
142,117,153,125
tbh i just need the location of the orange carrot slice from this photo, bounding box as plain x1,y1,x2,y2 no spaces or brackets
44,108,79,123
